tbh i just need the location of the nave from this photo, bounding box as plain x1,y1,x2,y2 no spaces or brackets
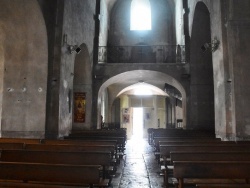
113,137,163,188
0,128,250,188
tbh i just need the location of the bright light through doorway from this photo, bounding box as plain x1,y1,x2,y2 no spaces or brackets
130,0,152,30
132,108,143,139
134,84,153,95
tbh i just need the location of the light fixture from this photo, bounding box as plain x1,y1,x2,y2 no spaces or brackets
201,37,220,52
63,34,81,54
68,45,81,54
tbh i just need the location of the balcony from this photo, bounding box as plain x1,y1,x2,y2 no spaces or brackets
98,45,186,64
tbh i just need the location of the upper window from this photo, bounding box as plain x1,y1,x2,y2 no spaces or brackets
130,0,152,31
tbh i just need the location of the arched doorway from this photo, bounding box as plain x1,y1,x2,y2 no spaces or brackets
189,2,215,131
97,70,186,139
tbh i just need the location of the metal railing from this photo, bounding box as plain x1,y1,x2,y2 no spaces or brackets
98,45,186,63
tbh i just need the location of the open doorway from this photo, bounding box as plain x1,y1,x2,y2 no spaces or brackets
132,108,143,139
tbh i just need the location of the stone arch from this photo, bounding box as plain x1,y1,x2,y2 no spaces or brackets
189,2,215,130
72,43,92,130
97,70,187,129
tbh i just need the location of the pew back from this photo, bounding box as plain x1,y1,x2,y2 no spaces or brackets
160,144,250,158
174,161,250,179
170,151,250,163
0,149,112,166
0,161,102,186
174,161,250,188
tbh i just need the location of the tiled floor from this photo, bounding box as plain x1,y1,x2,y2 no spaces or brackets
111,137,164,188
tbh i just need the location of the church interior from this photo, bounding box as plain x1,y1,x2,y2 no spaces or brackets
0,0,250,187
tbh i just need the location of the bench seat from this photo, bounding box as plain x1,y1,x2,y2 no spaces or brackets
196,183,250,188
0,161,108,188
173,161,250,188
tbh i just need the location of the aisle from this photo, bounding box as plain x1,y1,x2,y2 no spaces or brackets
118,137,163,188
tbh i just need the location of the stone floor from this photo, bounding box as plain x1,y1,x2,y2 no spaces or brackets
110,137,164,188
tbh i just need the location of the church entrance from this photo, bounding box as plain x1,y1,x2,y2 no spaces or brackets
132,108,143,139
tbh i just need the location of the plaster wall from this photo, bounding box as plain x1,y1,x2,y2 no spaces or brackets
227,0,250,139
99,0,109,46
175,0,185,45
59,0,96,134
0,0,47,138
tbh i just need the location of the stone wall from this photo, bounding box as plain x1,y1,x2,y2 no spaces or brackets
0,0,47,138
58,0,96,134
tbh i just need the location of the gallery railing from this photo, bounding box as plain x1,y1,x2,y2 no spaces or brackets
98,45,186,63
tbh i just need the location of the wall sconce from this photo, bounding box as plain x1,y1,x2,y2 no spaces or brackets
201,38,220,52
63,34,82,54
68,45,82,54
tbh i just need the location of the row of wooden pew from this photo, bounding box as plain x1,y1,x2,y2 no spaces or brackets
0,129,127,187
66,129,127,152
148,128,250,188
147,128,215,146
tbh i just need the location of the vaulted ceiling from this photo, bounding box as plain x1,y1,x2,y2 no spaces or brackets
105,0,117,12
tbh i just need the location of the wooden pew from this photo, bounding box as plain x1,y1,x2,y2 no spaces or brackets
173,161,250,188
154,138,221,152
159,144,250,187
159,144,250,159
43,139,120,162
151,128,215,136
66,136,126,152
0,161,107,188
196,183,250,188
0,149,113,179
0,140,121,165
170,151,250,163
68,129,127,138
157,140,249,156
147,128,154,144
0,138,120,152
0,138,41,144
0,142,24,149
24,143,119,166
159,143,250,167
162,151,250,187
24,143,115,153
149,128,215,144
0,182,82,187
0,138,119,152
153,137,221,162
153,136,219,147
67,129,127,152
43,139,117,146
